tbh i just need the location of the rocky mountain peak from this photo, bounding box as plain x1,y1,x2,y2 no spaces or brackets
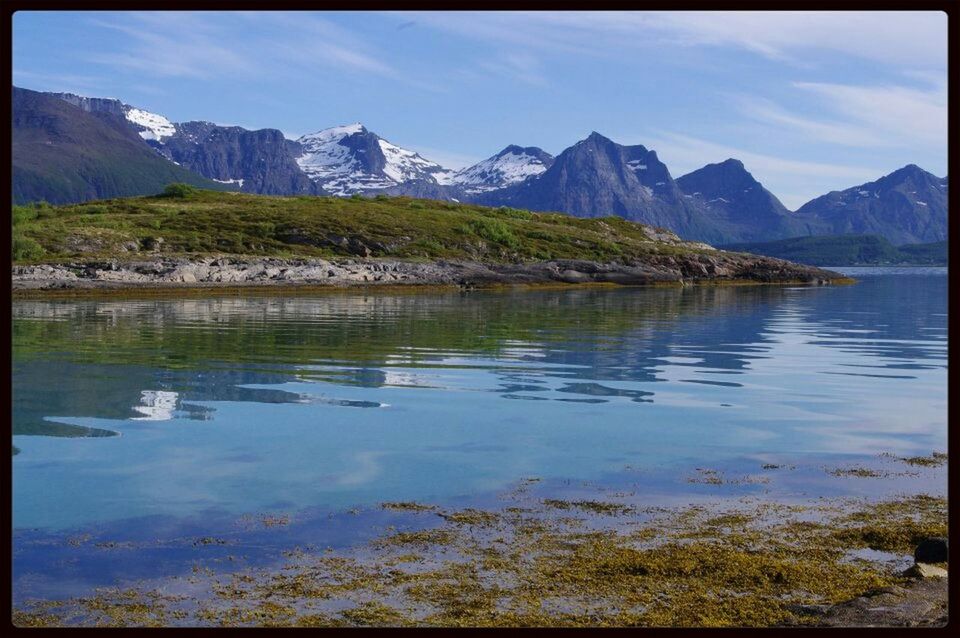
294,123,451,195
793,164,947,245
452,145,555,193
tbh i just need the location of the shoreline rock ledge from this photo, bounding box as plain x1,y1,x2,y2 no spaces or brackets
12,253,847,292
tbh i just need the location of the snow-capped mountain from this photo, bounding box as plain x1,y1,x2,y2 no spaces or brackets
28,88,947,246
50,92,176,142
478,132,694,229
295,123,453,195
451,145,554,194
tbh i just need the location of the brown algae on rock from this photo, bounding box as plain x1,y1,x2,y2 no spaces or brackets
12,492,946,628
882,451,947,467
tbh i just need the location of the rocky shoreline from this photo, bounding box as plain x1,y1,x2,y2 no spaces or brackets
12,252,846,292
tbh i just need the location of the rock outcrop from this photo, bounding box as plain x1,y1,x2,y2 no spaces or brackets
12,253,846,292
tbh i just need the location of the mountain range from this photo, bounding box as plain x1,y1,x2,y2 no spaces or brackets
12,88,232,205
11,87,948,246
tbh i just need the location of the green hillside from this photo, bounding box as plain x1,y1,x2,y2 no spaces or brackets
12,186,706,264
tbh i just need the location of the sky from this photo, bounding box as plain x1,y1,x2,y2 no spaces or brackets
12,10,948,209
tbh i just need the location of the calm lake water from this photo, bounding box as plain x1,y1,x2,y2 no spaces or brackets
12,267,947,599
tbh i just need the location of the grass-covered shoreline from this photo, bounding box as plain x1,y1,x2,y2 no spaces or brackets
13,186,709,265
12,187,850,292
12,453,947,628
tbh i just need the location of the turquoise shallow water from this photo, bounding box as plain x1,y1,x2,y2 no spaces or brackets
11,268,948,603
13,268,946,534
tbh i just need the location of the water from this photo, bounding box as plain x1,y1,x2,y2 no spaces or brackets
12,268,947,599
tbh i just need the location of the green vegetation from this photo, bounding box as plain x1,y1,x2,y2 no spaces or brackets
12,233,45,261
12,420,117,439
13,494,944,627
10,188,699,265
723,235,946,266
896,241,948,265
158,183,200,199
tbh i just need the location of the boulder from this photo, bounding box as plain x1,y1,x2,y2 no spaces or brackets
143,237,165,252
902,563,948,579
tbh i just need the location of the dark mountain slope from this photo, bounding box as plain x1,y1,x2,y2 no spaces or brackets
157,122,320,195
721,234,948,266
477,132,729,242
676,159,803,242
792,165,947,245
12,87,230,204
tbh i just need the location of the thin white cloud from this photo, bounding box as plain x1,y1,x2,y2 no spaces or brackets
240,12,397,77
406,11,946,70
478,52,548,87
82,12,441,91
733,96,886,149
792,80,947,149
86,17,253,79
637,11,946,69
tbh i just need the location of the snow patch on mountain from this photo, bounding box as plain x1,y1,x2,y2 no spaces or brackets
125,107,176,141
378,138,453,185
452,147,551,193
295,124,391,194
295,123,451,195
212,178,245,189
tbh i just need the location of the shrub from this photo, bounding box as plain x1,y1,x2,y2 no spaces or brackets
158,183,198,198
255,222,276,237
13,234,45,261
186,233,202,252
412,238,445,256
526,230,554,241
12,206,38,226
464,217,520,249
491,206,533,220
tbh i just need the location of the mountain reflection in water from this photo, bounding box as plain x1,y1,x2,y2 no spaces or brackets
12,271,946,530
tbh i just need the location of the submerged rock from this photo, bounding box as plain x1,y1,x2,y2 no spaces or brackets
914,537,948,564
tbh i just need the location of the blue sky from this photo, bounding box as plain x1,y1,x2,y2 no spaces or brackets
13,10,947,208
